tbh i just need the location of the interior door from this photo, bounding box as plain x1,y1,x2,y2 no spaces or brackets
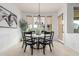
58,14,63,41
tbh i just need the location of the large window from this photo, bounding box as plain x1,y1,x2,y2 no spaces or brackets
25,16,53,31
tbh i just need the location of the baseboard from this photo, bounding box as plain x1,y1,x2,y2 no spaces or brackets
56,39,64,45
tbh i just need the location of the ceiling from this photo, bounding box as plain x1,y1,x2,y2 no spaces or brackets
16,3,65,13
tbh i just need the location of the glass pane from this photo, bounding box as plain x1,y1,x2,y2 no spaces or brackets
34,16,38,25
46,16,52,31
40,16,45,24
26,16,32,24
73,7,79,33
40,16,45,31
33,16,38,28
26,16,33,31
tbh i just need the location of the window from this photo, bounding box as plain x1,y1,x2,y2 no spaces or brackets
73,7,79,33
46,16,52,31
33,16,38,28
26,16,33,25
25,15,53,31
26,16,33,30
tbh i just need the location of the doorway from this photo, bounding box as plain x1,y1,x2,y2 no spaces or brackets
58,14,64,43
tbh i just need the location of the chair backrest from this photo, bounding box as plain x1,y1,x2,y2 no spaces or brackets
41,30,45,33
51,31,54,40
31,31,35,34
24,32,32,41
44,31,51,41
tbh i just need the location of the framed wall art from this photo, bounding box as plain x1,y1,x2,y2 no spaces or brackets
0,6,17,28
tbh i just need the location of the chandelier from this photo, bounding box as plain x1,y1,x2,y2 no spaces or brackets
37,3,41,25
35,3,42,27
38,3,40,17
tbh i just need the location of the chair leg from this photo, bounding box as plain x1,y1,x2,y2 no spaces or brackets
52,43,54,47
24,44,27,52
43,45,45,55
49,44,52,52
20,38,23,42
22,41,24,48
31,46,33,55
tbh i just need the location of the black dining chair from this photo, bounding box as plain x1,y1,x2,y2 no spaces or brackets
23,31,36,55
51,31,54,47
21,32,25,48
31,31,35,34
41,30,44,33
40,31,52,54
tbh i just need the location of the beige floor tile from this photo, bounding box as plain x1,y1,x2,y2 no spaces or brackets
0,41,79,56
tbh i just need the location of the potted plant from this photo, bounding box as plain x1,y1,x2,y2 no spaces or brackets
19,19,28,41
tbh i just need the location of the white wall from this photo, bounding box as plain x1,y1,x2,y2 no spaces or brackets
67,4,74,33
65,3,79,53
53,12,58,40
0,3,21,52
57,4,67,42
58,3,79,53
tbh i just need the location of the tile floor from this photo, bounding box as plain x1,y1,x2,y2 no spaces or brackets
0,41,79,56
